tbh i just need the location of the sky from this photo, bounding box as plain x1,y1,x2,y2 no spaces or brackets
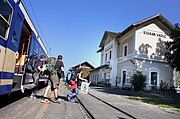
22,0,180,70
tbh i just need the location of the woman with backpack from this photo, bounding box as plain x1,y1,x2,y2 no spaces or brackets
41,57,62,103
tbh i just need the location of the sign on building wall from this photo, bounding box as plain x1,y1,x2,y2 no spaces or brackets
136,23,171,58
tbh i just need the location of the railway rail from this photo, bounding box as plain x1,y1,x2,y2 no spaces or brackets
77,92,137,119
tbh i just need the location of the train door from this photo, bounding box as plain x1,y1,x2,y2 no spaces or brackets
13,20,32,90
20,32,38,85
14,21,31,74
0,2,24,94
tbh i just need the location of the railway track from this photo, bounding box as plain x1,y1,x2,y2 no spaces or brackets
77,92,137,119
77,96,96,119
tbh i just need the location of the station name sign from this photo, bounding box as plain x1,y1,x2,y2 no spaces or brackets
143,31,166,38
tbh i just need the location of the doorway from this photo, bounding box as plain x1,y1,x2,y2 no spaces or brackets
122,70,127,87
15,21,31,74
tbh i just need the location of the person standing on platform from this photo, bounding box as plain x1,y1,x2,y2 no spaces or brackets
55,55,65,83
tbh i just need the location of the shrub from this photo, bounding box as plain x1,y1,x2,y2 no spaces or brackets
131,71,147,91
159,80,168,93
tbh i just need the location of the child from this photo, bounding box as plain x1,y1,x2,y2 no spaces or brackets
67,68,87,102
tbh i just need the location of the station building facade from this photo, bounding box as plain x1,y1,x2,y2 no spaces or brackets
90,14,176,89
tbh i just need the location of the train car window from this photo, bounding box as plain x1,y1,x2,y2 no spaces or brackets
34,40,38,53
29,37,39,56
29,36,34,56
0,0,13,39
0,17,9,38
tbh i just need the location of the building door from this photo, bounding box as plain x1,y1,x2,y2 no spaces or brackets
122,70,126,86
104,73,106,83
150,72,158,86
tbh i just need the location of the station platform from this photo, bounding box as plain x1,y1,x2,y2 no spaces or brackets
0,83,180,119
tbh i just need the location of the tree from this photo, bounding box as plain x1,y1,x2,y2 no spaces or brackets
131,71,147,91
165,23,180,71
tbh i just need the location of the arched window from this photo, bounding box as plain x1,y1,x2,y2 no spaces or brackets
149,68,160,86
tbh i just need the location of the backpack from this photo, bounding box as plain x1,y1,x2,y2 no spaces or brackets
66,70,77,84
46,57,56,74
26,55,38,73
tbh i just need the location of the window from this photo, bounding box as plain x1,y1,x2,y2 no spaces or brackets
105,53,107,61
123,44,128,57
109,50,112,60
149,67,160,86
0,0,13,39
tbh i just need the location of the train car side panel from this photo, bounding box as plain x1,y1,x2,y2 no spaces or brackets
7,3,24,52
0,1,24,95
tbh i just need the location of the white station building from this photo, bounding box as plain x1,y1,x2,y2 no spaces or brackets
90,14,176,89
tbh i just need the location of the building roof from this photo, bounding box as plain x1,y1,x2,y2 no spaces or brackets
91,64,109,72
117,13,176,38
72,61,95,70
98,31,119,48
97,47,104,53
171,23,180,38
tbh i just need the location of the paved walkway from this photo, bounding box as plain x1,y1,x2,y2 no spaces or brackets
0,84,88,119
1,84,180,119
89,87,180,119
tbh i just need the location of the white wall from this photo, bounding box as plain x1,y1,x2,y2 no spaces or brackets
99,36,118,86
135,23,172,57
109,38,118,86
117,22,173,89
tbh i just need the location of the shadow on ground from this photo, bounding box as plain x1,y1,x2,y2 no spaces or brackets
0,90,26,109
0,85,45,109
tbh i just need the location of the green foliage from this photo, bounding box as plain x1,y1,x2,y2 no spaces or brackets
131,71,147,90
125,96,180,109
165,24,180,71
159,80,168,93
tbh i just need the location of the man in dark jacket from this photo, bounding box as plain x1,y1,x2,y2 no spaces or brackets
55,55,65,83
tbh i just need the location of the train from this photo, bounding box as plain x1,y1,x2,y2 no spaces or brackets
0,0,49,95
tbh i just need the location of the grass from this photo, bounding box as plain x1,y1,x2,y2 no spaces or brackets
125,95,180,110
173,109,180,112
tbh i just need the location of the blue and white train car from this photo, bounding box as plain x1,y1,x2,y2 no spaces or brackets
0,0,48,95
